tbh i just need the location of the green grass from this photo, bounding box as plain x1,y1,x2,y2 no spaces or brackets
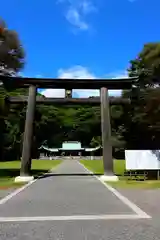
80,159,125,175
80,160,160,189
0,159,62,189
106,179,160,189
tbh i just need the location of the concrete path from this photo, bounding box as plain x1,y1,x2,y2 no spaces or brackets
0,160,158,240
0,160,135,217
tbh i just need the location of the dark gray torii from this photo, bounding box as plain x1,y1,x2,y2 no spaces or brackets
1,75,138,182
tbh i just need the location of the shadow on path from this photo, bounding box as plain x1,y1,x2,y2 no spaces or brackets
0,169,49,179
38,173,102,179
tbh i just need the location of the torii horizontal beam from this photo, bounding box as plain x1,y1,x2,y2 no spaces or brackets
1,75,138,90
6,96,131,105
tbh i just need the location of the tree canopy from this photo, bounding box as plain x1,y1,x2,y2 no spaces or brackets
122,42,160,150
0,18,25,75
128,42,160,88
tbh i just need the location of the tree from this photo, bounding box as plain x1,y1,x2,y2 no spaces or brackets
90,136,101,147
0,18,25,160
120,42,160,150
128,42,160,88
0,18,25,75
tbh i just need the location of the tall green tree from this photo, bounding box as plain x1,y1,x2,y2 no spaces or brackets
128,42,160,88
0,18,25,160
0,18,25,74
121,42,160,149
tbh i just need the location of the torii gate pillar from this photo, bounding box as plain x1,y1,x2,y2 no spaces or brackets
100,87,119,182
15,85,37,183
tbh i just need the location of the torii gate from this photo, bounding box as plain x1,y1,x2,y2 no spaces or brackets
1,75,138,182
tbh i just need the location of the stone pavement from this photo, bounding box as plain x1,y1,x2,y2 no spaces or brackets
0,160,159,240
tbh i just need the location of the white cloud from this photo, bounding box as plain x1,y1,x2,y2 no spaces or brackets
40,65,128,98
105,70,129,79
66,7,89,30
80,0,97,14
58,0,97,31
58,65,95,79
40,88,65,98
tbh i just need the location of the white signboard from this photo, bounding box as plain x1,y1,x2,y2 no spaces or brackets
125,150,160,170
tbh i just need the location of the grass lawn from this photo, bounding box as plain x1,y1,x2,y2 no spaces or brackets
106,179,160,189
80,159,125,175
80,159,160,189
0,159,62,189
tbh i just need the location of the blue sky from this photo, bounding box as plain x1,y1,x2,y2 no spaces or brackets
1,0,160,97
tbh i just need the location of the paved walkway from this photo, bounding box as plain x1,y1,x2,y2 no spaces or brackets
0,160,159,240
0,160,134,217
